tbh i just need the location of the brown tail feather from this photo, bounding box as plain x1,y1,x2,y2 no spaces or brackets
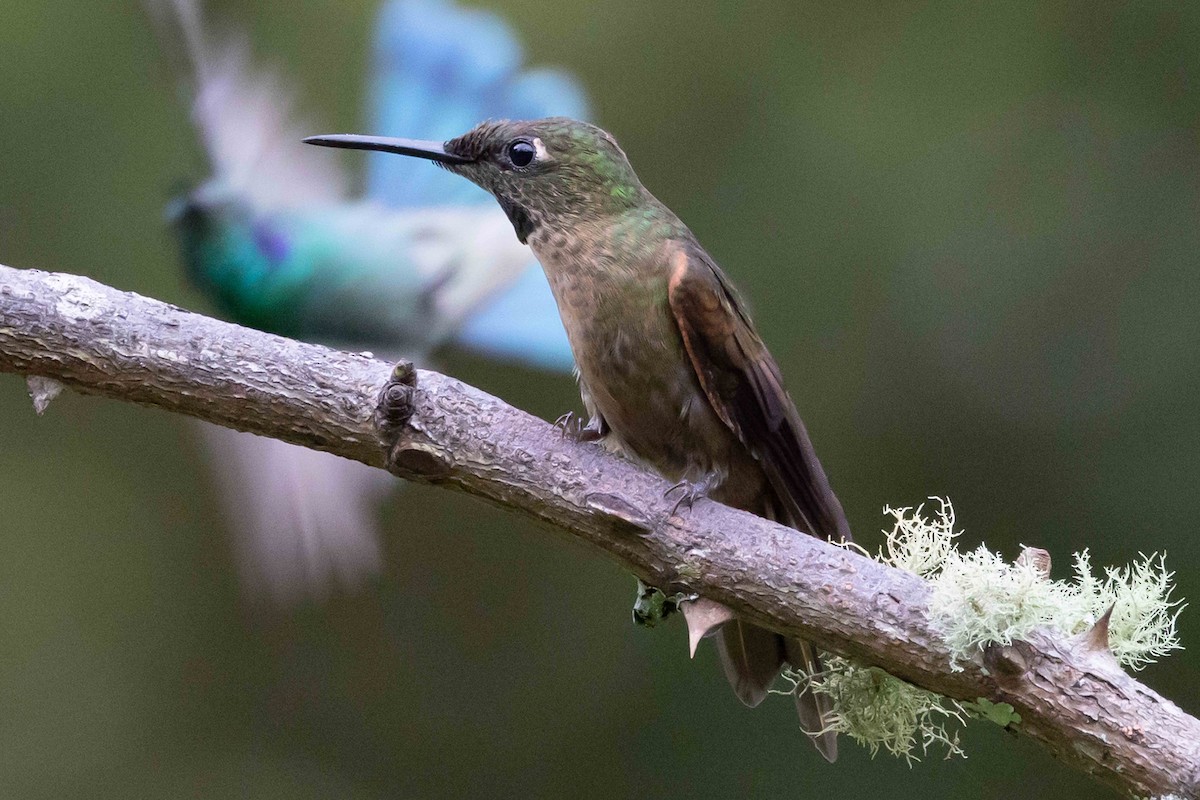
785,638,839,762
710,617,838,761
771,492,840,761
714,619,784,707
702,490,840,758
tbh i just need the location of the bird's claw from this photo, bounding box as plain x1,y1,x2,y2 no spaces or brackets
553,412,579,438
554,411,602,443
664,479,708,517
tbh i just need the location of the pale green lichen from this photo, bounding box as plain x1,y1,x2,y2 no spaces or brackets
907,499,1186,670
782,658,965,763
796,498,1185,762
961,698,1021,726
878,496,962,576
1069,550,1185,670
631,579,692,627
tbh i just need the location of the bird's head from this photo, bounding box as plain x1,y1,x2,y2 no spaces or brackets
306,117,645,243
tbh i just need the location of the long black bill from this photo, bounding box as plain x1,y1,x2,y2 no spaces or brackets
302,134,471,165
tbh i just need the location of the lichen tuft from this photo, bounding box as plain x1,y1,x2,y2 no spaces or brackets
800,498,1185,761
782,659,965,763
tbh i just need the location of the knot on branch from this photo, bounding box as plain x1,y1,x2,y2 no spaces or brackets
983,641,1032,688
389,445,453,480
373,360,452,481
374,360,417,442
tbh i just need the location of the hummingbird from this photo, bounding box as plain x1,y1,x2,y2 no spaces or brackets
305,119,852,760
145,0,588,601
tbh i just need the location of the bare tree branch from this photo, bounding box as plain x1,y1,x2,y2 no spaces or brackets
0,263,1196,798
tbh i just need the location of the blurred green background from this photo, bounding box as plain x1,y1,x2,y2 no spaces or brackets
1,1,1197,797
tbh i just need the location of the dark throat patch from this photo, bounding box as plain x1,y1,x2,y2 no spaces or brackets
498,198,537,244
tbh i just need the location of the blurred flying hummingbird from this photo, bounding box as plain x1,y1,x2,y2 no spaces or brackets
305,119,852,760
145,0,588,601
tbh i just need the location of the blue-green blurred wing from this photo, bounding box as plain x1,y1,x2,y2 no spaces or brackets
454,264,576,371
367,0,587,371
155,0,591,600
367,0,589,208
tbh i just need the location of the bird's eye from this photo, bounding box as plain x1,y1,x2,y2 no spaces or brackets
506,139,536,168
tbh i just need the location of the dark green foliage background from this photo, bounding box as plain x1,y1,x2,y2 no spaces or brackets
0,2,1196,796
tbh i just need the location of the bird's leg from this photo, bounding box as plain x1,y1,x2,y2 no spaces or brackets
553,410,606,443
663,471,722,517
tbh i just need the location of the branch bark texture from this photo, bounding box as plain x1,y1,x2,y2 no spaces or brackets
0,264,1196,798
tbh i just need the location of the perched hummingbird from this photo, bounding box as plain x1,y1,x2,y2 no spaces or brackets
305,119,852,760
146,0,587,600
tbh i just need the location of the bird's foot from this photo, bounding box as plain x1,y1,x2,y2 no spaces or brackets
631,578,695,628
663,473,719,517
554,411,603,443
373,361,444,479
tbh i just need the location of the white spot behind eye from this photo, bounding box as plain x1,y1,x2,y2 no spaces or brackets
533,137,549,161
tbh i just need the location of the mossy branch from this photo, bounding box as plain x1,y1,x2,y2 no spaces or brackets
0,263,1197,798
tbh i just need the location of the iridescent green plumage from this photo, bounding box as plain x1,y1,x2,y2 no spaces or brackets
308,118,851,759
